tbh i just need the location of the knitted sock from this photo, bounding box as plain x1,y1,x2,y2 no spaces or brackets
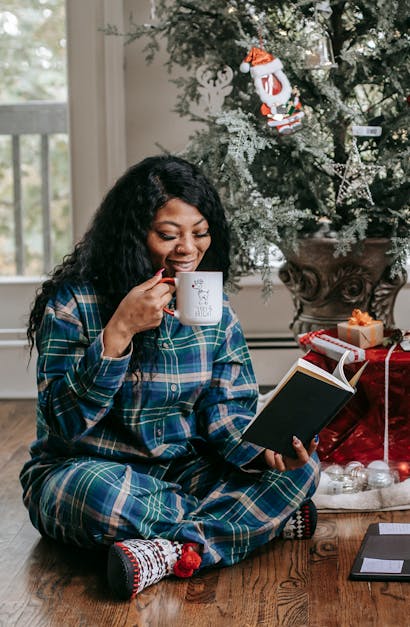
280,499,317,540
107,538,202,600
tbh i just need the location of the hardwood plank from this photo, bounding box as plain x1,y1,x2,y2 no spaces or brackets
2,400,410,627
271,539,309,626
0,399,35,462
336,512,410,627
308,517,339,627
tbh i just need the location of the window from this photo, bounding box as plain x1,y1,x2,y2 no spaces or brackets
0,0,71,276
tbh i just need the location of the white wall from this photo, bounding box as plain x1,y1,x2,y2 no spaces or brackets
123,0,201,165
0,278,38,397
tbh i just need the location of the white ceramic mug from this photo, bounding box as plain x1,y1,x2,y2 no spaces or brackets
160,271,223,326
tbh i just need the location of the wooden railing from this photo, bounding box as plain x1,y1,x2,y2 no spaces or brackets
0,101,68,274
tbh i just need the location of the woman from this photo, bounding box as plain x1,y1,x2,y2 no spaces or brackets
20,155,320,600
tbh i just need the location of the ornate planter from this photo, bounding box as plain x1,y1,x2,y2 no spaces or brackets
278,238,407,337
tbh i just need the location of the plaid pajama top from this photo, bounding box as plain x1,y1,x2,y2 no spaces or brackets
22,282,262,487
20,282,319,563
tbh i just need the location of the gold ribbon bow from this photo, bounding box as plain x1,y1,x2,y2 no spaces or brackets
348,309,374,326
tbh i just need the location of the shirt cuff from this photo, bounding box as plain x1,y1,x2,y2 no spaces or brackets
226,439,266,472
68,333,132,402
100,329,133,361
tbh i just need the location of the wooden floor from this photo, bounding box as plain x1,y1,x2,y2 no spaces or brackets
1,400,410,627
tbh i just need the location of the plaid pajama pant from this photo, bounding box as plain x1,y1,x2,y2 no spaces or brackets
21,282,320,569
33,451,320,568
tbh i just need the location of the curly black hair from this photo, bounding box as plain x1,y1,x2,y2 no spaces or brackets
27,155,231,368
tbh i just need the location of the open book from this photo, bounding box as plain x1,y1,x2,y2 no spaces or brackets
243,350,368,458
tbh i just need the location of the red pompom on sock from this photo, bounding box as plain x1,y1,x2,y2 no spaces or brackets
173,542,202,578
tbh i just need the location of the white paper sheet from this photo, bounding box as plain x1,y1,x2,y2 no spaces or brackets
379,523,410,535
360,557,404,574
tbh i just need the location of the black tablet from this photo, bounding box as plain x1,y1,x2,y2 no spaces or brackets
350,523,410,581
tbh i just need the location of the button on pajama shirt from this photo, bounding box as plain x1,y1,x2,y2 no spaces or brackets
20,282,319,568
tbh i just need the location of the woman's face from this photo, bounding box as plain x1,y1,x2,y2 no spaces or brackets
146,198,211,277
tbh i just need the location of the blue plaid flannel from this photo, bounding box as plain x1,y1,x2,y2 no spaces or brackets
20,282,319,566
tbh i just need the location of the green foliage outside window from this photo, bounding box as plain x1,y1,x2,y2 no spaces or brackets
0,0,71,276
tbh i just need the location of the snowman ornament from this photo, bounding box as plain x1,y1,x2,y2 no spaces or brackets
240,47,304,135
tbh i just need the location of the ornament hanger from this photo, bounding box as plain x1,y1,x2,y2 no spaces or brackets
314,1,332,19
304,1,337,70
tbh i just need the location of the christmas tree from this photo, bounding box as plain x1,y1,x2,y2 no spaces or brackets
110,0,410,287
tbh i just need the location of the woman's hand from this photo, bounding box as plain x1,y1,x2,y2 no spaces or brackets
102,274,174,357
264,436,318,472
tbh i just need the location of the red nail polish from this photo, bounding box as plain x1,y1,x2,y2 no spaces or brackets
154,267,164,276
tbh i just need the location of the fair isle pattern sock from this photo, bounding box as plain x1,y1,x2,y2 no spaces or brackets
280,499,317,540
107,538,183,600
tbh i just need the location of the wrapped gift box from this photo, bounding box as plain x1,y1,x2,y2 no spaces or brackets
337,320,384,349
304,347,410,476
298,332,366,362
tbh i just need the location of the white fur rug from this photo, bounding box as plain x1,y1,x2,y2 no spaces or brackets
313,478,410,512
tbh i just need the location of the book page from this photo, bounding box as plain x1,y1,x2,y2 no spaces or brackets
331,350,350,386
329,351,368,389
360,557,404,574
298,352,353,392
255,350,355,418
348,360,369,388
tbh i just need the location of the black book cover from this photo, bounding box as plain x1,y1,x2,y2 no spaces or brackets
243,369,353,458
